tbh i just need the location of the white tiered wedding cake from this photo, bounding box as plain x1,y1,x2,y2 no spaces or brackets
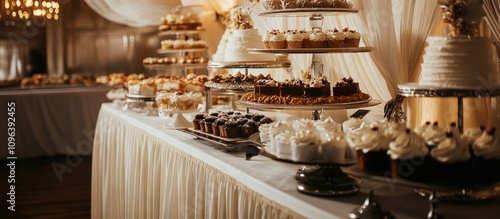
419,0,500,88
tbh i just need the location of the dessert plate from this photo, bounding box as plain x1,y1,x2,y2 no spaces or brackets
259,8,359,17
236,98,380,110
248,47,373,54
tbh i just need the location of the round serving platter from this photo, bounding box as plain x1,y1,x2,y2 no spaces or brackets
248,47,374,54
207,60,292,69
258,8,358,17
398,83,500,97
236,98,381,110
157,48,208,54
157,29,205,37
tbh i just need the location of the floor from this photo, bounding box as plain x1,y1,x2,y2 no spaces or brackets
1,155,92,219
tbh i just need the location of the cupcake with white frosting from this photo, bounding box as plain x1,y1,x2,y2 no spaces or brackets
472,128,500,184
342,117,364,133
269,31,286,49
320,129,348,163
420,122,446,148
291,130,321,162
388,129,429,181
327,28,345,48
344,29,361,47
462,126,485,146
309,30,328,48
430,132,473,185
286,30,304,49
347,126,391,173
275,131,294,159
299,30,311,48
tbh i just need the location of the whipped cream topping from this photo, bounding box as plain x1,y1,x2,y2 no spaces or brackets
473,129,500,160
286,31,304,42
269,121,289,137
462,126,485,145
345,30,361,39
310,31,328,41
347,126,390,153
384,121,407,141
258,123,272,135
431,132,471,163
342,117,364,133
388,129,428,160
421,122,446,146
270,32,286,42
292,119,317,133
315,117,341,132
327,30,346,41
291,130,321,147
299,30,311,40
414,121,431,136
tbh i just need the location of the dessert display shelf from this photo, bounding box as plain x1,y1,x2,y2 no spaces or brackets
157,29,205,37
144,63,208,75
255,8,367,78
207,60,292,69
248,47,373,54
156,48,208,54
258,8,359,17
236,99,381,111
178,127,254,152
398,83,500,132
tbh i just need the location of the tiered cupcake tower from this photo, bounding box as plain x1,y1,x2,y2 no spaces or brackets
239,6,381,198
145,5,210,76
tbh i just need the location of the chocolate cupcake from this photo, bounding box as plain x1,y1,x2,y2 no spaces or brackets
224,120,239,138
251,114,266,122
241,120,258,138
203,116,217,133
192,114,205,130
212,118,226,136
260,117,274,124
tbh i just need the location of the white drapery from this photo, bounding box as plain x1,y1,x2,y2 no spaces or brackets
83,0,182,27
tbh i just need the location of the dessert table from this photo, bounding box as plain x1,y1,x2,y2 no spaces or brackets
0,86,111,158
91,103,500,219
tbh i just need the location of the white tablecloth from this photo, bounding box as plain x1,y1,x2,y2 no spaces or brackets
92,103,500,219
0,86,111,158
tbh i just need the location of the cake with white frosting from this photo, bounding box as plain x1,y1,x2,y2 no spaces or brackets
419,36,499,88
222,5,275,62
419,0,500,88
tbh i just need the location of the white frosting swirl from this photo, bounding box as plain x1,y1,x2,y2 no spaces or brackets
421,123,446,146
414,122,431,136
462,127,484,145
310,31,328,41
431,134,471,163
384,121,407,141
286,31,304,42
345,31,361,39
347,126,390,152
328,31,346,40
300,30,310,40
473,131,500,160
270,32,286,42
269,121,289,137
291,130,321,147
388,130,428,160
314,117,341,132
342,117,364,133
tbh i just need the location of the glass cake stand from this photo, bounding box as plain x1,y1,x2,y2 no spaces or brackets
397,83,500,202
244,100,381,196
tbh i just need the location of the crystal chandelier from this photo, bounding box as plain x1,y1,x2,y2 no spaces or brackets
1,0,60,26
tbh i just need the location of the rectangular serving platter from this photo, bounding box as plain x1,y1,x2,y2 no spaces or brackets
177,128,254,152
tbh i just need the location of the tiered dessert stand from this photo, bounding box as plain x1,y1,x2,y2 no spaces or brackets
242,7,381,197
205,60,292,112
146,6,209,76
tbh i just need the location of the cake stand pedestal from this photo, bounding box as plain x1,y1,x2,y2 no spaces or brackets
397,83,500,202
159,110,201,128
398,83,500,132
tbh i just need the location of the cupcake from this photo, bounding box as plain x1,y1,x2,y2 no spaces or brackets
269,31,287,49
259,117,274,124
203,116,217,133
327,28,345,48
315,117,342,132
241,120,258,138
320,129,348,163
414,121,432,136
286,30,304,49
212,118,226,136
420,122,446,148
299,30,311,48
192,114,205,129
259,123,272,143
388,129,429,181
472,128,500,184
347,126,392,173
275,131,293,159
269,121,290,154
383,121,407,142
342,117,364,133
291,130,321,162
223,120,239,138
430,132,472,185
462,126,485,146
309,31,328,48
262,30,273,48
344,29,361,47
